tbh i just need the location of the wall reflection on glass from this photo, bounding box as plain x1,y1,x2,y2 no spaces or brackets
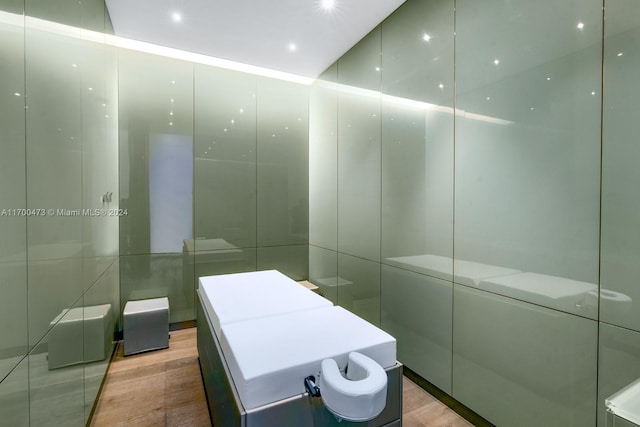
601,0,640,333
194,66,257,251
454,0,602,318
118,50,194,323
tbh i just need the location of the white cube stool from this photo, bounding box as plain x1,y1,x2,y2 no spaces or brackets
123,297,170,356
48,304,113,370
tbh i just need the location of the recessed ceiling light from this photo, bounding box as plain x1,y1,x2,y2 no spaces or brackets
171,12,182,23
577,22,584,30
288,43,297,52
423,33,431,42
321,0,335,10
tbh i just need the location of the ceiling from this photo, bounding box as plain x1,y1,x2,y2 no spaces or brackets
105,0,406,79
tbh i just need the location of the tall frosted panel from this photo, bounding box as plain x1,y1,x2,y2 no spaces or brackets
194,66,256,249
193,66,257,278
381,0,454,278
455,0,601,317
256,78,309,279
119,50,193,256
118,50,194,322
453,285,597,426
601,0,640,332
0,0,27,382
25,8,84,346
337,28,382,262
309,64,338,251
256,78,309,247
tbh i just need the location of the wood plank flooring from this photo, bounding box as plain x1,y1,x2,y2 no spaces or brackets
91,328,473,427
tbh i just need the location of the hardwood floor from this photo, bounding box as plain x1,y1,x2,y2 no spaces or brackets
91,328,473,427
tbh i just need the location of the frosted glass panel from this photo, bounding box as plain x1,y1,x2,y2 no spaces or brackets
120,254,194,323
453,285,597,427
118,50,193,256
454,0,601,317
25,29,83,259
381,0,454,106
256,78,309,247
0,0,27,384
381,265,452,393
338,27,381,91
598,324,640,427
309,64,338,251
380,0,454,275
337,253,380,326
192,248,256,282
30,301,85,427
28,257,83,348
601,0,640,332
0,262,27,381
381,105,453,276
194,66,256,249
0,6,26,264
337,90,381,262
257,245,308,281
0,357,29,426
309,245,338,304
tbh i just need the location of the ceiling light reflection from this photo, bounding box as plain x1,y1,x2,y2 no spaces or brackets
423,33,431,42
171,12,182,23
321,0,335,10
577,22,584,30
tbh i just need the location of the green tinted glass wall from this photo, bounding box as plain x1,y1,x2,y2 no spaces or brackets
0,0,119,425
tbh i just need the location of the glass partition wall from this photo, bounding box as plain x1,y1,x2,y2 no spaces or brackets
0,0,119,425
309,0,640,426
118,53,310,328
